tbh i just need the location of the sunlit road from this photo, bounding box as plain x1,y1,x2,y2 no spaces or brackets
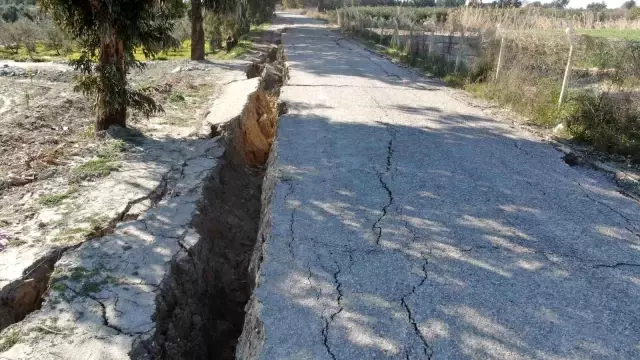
238,13,640,360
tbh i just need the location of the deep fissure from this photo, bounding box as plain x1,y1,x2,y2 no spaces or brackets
134,38,286,359
137,155,267,359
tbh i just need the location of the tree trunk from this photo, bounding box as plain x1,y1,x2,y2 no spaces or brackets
96,32,127,131
318,0,327,12
191,0,205,60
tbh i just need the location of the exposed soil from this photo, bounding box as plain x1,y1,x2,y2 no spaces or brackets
0,24,287,357
137,155,266,359
0,61,227,253
134,34,287,360
0,59,247,334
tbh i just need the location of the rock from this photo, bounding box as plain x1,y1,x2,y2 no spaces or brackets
198,78,261,139
277,101,289,116
266,46,279,63
246,62,264,79
615,171,640,191
259,63,285,93
553,123,565,134
563,152,582,167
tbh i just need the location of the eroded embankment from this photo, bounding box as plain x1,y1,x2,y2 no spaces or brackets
133,43,287,359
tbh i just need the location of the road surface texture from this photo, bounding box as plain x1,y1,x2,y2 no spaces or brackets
239,14,640,360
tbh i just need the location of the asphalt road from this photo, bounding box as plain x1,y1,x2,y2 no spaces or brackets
244,13,640,360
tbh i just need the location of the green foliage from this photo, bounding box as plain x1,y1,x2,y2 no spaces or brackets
205,12,242,49
282,0,303,8
0,1,36,23
436,0,465,7
341,6,450,23
566,91,640,154
42,20,73,55
550,0,569,9
38,0,184,128
0,19,39,56
39,192,70,206
586,2,607,11
628,7,640,20
0,329,21,352
247,0,277,23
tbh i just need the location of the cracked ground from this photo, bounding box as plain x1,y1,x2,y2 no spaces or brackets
245,14,640,360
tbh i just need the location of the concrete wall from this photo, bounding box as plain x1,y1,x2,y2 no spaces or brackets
373,28,481,66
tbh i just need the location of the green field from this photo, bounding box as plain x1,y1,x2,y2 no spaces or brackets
577,28,640,41
0,23,269,63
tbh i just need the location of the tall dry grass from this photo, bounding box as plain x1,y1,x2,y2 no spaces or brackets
335,6,640,157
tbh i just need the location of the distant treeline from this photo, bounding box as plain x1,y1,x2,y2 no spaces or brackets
0,0,38,23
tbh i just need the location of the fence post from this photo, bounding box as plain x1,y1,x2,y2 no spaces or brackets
495,24,505,80
558,26,575,108
455,26,465,74
408,23,414,63
429,30,436,55
393,18,400,50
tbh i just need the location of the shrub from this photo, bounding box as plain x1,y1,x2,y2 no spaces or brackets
43,21,70,55
0,19,41,55
628,8,640,20
282,0,303,9
566,91,640,154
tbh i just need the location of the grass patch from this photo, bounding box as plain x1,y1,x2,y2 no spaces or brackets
464,79,566,128
577,29,640,41
0,329,21,352
209,39,253,60
168,92,186,104
2,22,271,63
57,266,117,294
565,91,640,154
71,140,125,181
0,42,71,62
39,188,76,207
72,158,120,179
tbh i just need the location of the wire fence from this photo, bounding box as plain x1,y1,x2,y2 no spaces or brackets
336,6,640,155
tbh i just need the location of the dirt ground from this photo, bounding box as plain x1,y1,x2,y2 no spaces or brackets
0,60,238,252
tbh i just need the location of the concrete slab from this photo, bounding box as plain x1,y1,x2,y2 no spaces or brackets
0,138,224,360
199,78,261,138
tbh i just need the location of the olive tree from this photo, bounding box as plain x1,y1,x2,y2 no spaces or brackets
191,0,239,60
39,0,183,131
191,0,277,60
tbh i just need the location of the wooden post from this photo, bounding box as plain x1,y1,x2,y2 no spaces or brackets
559,26,575,108
495,24,505,80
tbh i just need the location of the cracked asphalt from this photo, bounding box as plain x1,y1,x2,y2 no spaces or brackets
246,13,640,360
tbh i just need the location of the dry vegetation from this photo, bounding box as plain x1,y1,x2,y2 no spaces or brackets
0,61,226,245
335,6,640,160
